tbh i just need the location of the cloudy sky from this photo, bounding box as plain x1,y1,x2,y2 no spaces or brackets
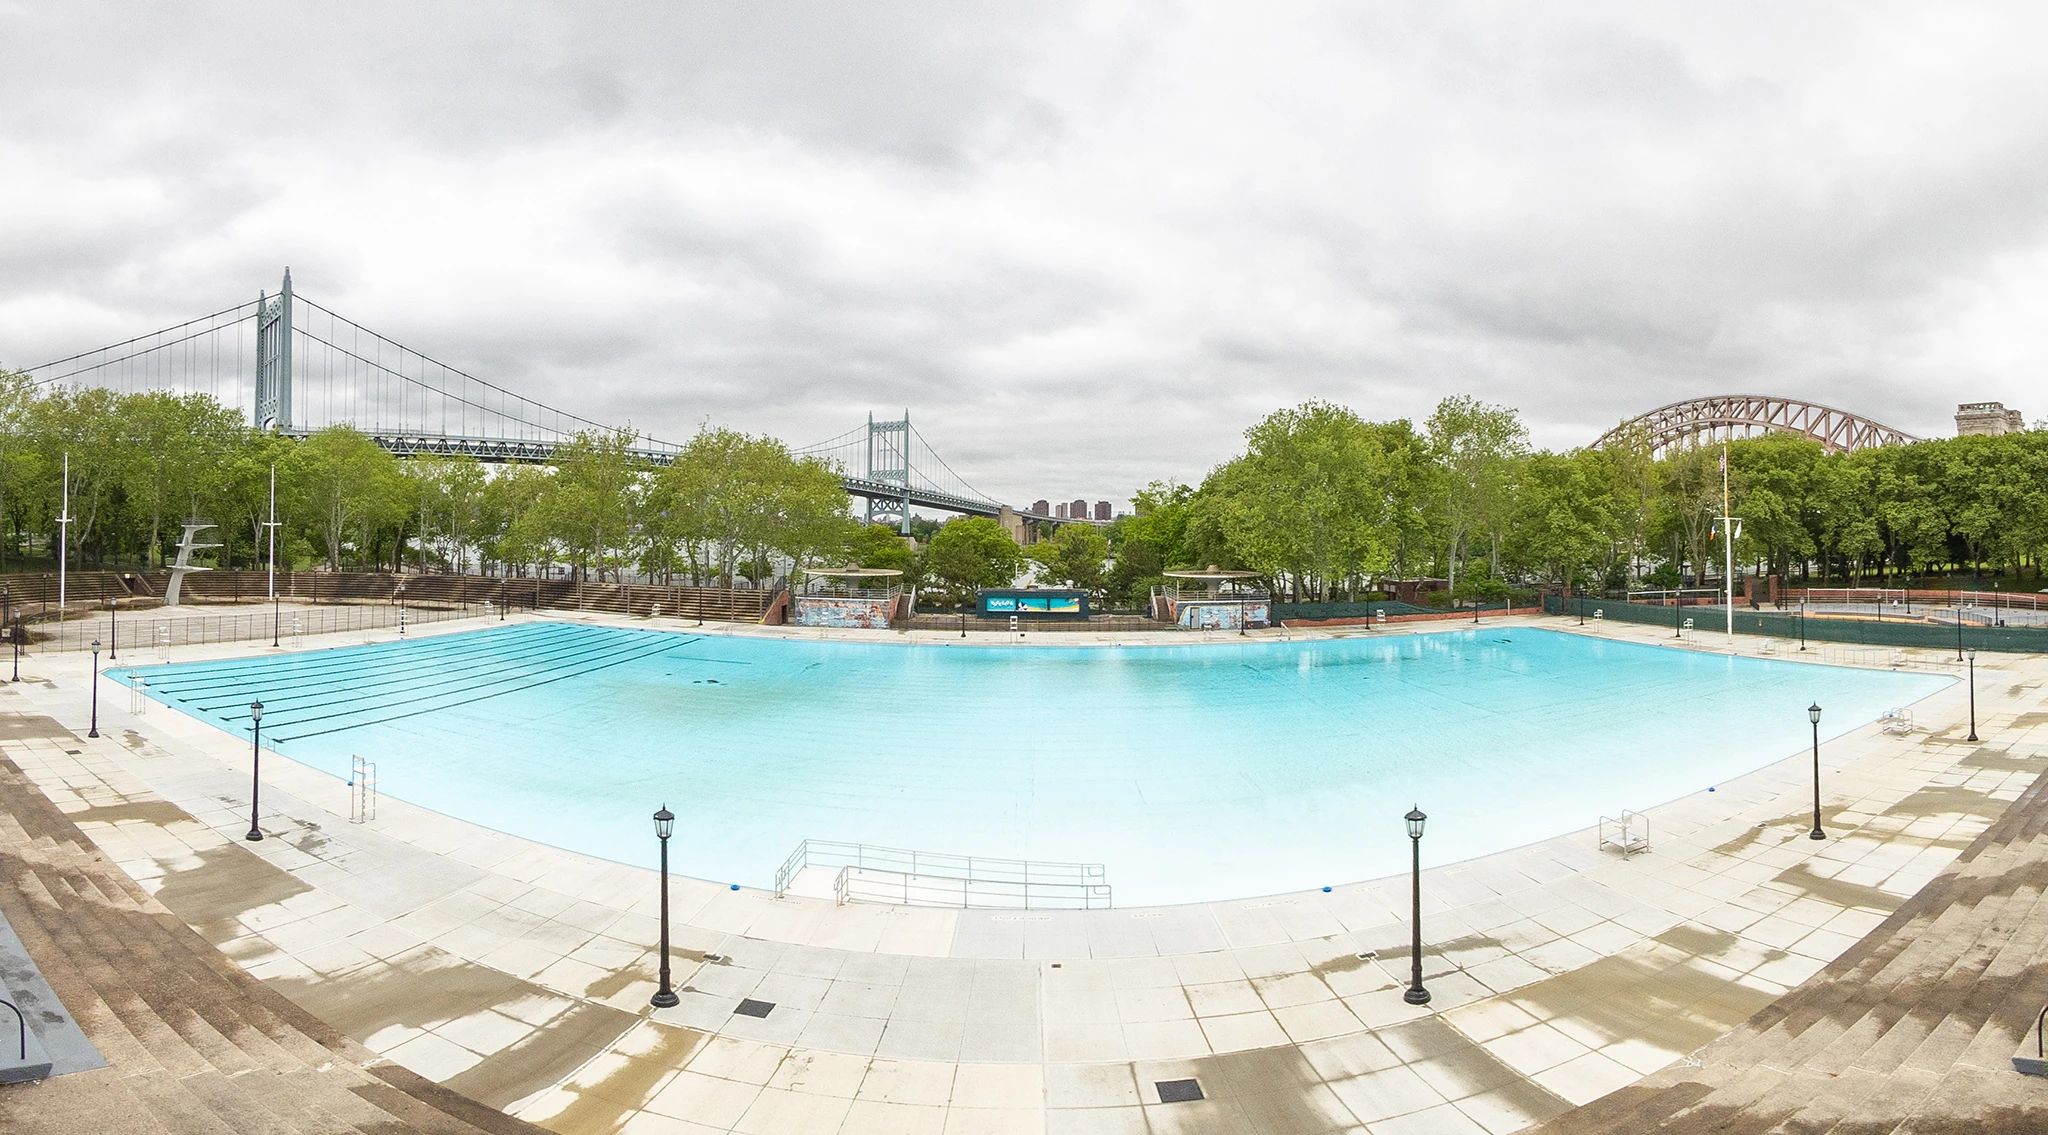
3,2,2045,507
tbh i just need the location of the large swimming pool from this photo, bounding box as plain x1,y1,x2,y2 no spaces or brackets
113,622,1949,905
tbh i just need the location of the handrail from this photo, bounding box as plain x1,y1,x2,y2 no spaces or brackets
773,838,1112,909
772,840,810,897
2038,1003,2046,1060
1,995,22,1062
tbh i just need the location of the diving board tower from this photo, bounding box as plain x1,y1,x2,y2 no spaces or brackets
165,522,221,607
254,268,294,431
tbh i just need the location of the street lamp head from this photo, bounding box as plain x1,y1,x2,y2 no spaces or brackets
250,699,263,722
653,805,675,841
1808,702,1822,725
1405,806,1426,840
91,639,101,658
1967,647,1977,661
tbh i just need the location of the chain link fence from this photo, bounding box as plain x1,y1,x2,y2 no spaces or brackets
21,601,484,655
1546,593,2048,654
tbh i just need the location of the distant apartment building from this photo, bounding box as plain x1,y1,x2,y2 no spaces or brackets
1956,401,2025,436
1070,498,1087,519
1054,502,1070,518
1030,499,1050,515
1093,500,1112,521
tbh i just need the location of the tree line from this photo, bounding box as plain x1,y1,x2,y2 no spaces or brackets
1091,397,2048,606
7,370,2043,607
0,372,857,586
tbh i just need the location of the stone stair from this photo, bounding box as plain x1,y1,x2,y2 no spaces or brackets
0,754,548,1135
1532,766,2048,1134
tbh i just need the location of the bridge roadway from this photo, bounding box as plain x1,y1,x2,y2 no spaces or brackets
331,430,1108,527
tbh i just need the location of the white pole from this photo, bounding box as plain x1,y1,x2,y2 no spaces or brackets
267,464,277,600
57,452,71,610
1722,442,1735,641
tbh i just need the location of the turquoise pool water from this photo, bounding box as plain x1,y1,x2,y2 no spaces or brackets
112,623,1950,905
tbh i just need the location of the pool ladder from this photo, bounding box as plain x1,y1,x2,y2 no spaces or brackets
348,755,378,823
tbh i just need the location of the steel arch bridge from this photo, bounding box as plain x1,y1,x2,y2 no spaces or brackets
1595,393,1919,455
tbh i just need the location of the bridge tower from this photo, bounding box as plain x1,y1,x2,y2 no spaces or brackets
865,411,914,535
253,268,294,431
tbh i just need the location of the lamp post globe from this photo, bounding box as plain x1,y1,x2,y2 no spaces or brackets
1807,703,1825,841
1403,806,1431,1006
88,640,102,737
651,805,680,1008
246,699,265,842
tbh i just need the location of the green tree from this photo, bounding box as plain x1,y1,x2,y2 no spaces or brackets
1188,402,1421,600
1031,523,1110,593
282,426,407,570
1425,395,1529,593
541,429,642,581
925,517,1024,602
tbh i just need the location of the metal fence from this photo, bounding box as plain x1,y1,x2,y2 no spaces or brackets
1547,593,2048,654
26,601,483,655
773,838,1113,909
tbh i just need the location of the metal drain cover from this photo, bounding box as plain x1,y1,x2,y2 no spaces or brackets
733,998,775,1018
1156,1078,1204,1103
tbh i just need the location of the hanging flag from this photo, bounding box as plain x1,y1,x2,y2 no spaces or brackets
1719,446,1727,474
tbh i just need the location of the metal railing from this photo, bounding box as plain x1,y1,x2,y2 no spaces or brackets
772,838,1112,910
799,586,904,600
28,601,480,654
1154,586,1271,603
1,996,22,1063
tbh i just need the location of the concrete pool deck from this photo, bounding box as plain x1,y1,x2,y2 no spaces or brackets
3,611,2044,1133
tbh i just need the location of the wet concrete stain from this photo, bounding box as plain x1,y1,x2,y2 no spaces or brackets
1883,784,2004,821
540,1023,710,1133
1770,862,1898,911
151,843,314,939
67,799,191,827
270,948,526,1039
0,713,67,739
445,1001,640,1110
1959,748,2047,773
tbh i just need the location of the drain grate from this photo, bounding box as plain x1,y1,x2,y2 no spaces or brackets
1156,1078,1204,1103
733,998,775,1018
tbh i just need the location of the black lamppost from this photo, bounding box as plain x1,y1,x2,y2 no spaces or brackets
1966,648,1979,743
246,700,265,842
960,611,967,639
1955,606,1965,662
1798,600,1807,651
1403,806,1430,1006
1674,598,1682,638
106,597,117,661
1577,591,1585,626
87,639,101,738
272,585,281,648
1807,703,1825,841
651,805,680,1008
10,622,19,683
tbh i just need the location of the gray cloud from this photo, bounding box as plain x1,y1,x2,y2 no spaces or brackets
4,1,2047,506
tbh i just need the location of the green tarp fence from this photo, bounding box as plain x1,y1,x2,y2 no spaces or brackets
1543,594,2048,654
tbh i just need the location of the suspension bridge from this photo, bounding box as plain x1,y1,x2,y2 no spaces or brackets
19,269,1102,533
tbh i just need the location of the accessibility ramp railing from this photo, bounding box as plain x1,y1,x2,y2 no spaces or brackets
772,838,1112,910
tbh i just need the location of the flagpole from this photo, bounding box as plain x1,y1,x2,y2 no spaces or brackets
1722,442,1734,641
57,452,71,611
